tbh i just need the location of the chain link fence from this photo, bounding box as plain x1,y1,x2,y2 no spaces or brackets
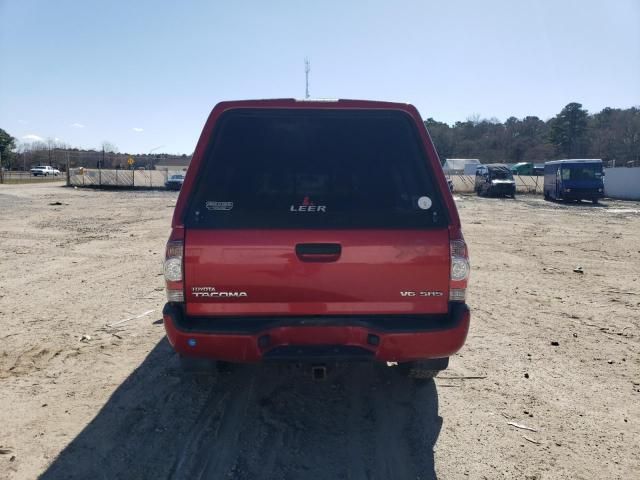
68,168,172,188
0,171,64,183
448,174,543,194
0,148,190,187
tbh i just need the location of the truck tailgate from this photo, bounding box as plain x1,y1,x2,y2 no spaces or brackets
185,229,450,317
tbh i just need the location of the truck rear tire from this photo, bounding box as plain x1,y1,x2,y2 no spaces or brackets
178,355,218,375
179,356,237,376
401,366,440,380
397,357,449,381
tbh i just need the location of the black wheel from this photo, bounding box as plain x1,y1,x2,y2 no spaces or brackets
179,355,218,375
397,358,449,381
544,191,550,200
179,356,238,376
400,366,439,380
216,360,236,375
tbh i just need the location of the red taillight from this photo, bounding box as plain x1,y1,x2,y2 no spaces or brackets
450,238,470,302
164,239,184,303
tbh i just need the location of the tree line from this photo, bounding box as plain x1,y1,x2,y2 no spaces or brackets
0,135,189,171
425,103,640,165
1,102,639,171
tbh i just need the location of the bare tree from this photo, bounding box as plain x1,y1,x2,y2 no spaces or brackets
101,141,118,153
99,141,119,168
467,113,482,126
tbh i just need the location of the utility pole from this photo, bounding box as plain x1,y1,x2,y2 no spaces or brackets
305,58,310,99
66,151,70,186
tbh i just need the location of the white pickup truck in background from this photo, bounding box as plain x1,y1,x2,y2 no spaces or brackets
30,165,61,176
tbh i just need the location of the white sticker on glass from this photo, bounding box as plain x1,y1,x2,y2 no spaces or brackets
206,201,234,211
417,196,432,210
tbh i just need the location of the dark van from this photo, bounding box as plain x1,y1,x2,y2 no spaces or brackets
543,159,604,203
474,164,516,198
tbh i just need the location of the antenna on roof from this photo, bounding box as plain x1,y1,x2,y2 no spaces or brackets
304,58,311,99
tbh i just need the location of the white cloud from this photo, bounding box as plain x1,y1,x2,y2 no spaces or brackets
132,127,144,132
71,123,85,128
21,134,44,141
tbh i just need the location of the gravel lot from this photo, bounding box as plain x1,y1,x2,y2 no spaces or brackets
0,183,638,480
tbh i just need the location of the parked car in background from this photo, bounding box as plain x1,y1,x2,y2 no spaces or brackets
162,99,471,379
510,162,534,175
543,159,604,203
30,166,60,176
474,164,516,198
533,164,545,175
165,174,185,190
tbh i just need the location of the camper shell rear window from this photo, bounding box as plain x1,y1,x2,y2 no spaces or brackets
185,109,448,229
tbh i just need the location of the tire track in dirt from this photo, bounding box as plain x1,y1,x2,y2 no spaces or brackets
22,345,436,480
194,372,257,479
371,371,427,480
250,380,294,480
162,363,440,480
168,387,233,479
345,367,372,480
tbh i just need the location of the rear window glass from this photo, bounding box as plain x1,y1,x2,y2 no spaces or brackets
185,109,447,229
561,165,602,180
489,168,513,180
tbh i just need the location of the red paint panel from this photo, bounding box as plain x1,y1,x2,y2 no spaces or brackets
184,229,450,316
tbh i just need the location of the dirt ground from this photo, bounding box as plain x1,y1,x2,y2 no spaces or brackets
0,182,638,480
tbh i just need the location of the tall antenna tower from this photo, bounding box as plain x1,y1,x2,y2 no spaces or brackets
304,58,310,99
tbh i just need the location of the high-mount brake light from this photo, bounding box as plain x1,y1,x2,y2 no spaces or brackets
164,240,184,302
450,239,470,302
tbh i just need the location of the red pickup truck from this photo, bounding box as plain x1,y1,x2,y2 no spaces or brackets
162,99,470,378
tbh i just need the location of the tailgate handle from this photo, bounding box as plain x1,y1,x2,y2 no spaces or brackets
295,243,342,262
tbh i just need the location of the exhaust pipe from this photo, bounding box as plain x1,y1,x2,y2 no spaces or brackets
311,365,327,381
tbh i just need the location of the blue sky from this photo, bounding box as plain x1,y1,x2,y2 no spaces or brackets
1,0,638,154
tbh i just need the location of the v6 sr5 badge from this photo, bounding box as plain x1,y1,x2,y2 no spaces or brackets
400,290,444,297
